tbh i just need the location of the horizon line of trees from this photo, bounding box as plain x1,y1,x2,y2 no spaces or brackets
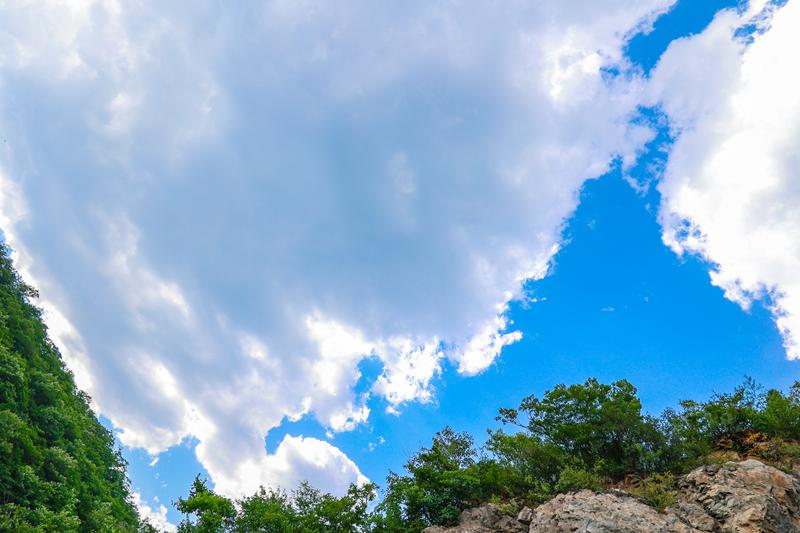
169,376,800,532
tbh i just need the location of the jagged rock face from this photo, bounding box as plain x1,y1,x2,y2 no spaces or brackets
674,459,800,532
424,460,800,533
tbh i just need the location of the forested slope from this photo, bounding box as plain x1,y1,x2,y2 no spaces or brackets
0,244,139,531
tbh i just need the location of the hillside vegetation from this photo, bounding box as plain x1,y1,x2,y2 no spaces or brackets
172,378,800,532
0,245,140,531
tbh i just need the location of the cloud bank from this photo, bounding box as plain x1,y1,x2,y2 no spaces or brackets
0,0,673,495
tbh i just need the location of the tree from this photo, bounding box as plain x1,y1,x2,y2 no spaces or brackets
292,481,376,533
235,486,296,532
375,427,484,528
664,378,765,458
496,378,668,479
759,384,800,439
176,476,236,532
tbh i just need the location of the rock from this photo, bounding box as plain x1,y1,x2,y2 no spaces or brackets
516,506,533,524
528,489,700,532
667,502,716,531
426,460,800,533
676,459,800,532
421,503,528,533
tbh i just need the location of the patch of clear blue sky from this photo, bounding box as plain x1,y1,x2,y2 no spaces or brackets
119,0,798,523
625,0,741,73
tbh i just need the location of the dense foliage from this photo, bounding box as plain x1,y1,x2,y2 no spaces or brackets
171,377,800,532
0,245,140,531
175,476,376,532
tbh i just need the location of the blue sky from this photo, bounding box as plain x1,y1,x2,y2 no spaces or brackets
2,0,800,529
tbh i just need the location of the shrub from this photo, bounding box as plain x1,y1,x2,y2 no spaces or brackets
554,466,604,493
629,473,677,510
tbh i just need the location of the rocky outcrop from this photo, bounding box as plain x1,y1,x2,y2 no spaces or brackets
529,490,699,532
424,460,800,533
675,459,800,532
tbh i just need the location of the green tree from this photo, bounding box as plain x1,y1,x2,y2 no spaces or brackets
234,486,296,532
759,384,800,439
374,427,485,529
664,378,764,458
293,481,376,533
171,377,800,533
496,378,668,479
176,476,236,532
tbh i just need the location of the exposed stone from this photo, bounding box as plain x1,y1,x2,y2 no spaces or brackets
516,506,533,524
421,503,527,533
676,459,800,532
667,502,716,531
528,489,700,532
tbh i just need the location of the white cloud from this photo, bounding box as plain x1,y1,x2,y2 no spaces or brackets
650,0,800,358
453,313,523,377
204,434,368,498
132,491,177,533
0,0,673,497
374,338,443,407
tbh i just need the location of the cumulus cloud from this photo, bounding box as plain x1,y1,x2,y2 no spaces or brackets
0,0,672,496
650,0,800,358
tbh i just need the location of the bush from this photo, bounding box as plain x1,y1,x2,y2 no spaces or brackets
628,473,677,510
554,466,604,493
